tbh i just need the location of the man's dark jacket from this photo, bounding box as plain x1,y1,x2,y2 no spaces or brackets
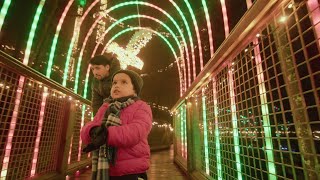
91,59,120,115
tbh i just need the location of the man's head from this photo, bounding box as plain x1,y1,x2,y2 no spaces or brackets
90,54,114,80
111,70,143,99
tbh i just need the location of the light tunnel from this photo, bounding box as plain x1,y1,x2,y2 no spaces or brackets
3,1,315,180
0,2,219,175
77,13,187,96
34,1,218,97
0,0,217,97
69,0,199,94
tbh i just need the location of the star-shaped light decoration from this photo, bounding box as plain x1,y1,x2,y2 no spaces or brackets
106,29,153,70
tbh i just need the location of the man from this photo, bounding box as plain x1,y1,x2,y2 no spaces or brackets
90,53,120,115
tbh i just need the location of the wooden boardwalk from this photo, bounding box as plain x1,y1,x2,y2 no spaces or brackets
67,146,188,180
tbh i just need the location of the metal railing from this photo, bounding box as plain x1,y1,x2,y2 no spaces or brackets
172,0,320,179
0,51,92,179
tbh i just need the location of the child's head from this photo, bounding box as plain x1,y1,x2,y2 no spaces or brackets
111,70,143,99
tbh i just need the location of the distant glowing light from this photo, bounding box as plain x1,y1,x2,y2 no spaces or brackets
279,16,287,23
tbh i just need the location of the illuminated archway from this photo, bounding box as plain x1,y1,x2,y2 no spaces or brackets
82,27,183,98
46,0,99,79
182,0,203,70
1,0,217,95
62,0,100,86
0,0,220,97
44,1,214,93
46,0,74,77
74,14,187,94
74,1,194,94
74,14,186,94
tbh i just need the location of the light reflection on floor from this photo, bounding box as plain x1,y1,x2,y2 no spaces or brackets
67,145,188,180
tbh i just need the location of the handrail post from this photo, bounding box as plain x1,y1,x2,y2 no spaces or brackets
186,97,199,172
55,101,77,178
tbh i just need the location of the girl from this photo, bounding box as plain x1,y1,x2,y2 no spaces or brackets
81,70,152,180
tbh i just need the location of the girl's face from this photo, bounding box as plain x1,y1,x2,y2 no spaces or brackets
111,73,136,99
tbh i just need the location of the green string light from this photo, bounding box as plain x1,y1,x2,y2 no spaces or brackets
183,0,203,70
201,95,210,175
46,0,74,78
101,14,182,55
23,0,46,65
212,80,223,179
0,0,12,32
77,0,86,7
228,70,243,180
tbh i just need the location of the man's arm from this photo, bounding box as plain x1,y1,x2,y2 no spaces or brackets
91,87,103,116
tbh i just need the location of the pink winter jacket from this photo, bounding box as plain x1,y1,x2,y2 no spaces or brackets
80,100,152,176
